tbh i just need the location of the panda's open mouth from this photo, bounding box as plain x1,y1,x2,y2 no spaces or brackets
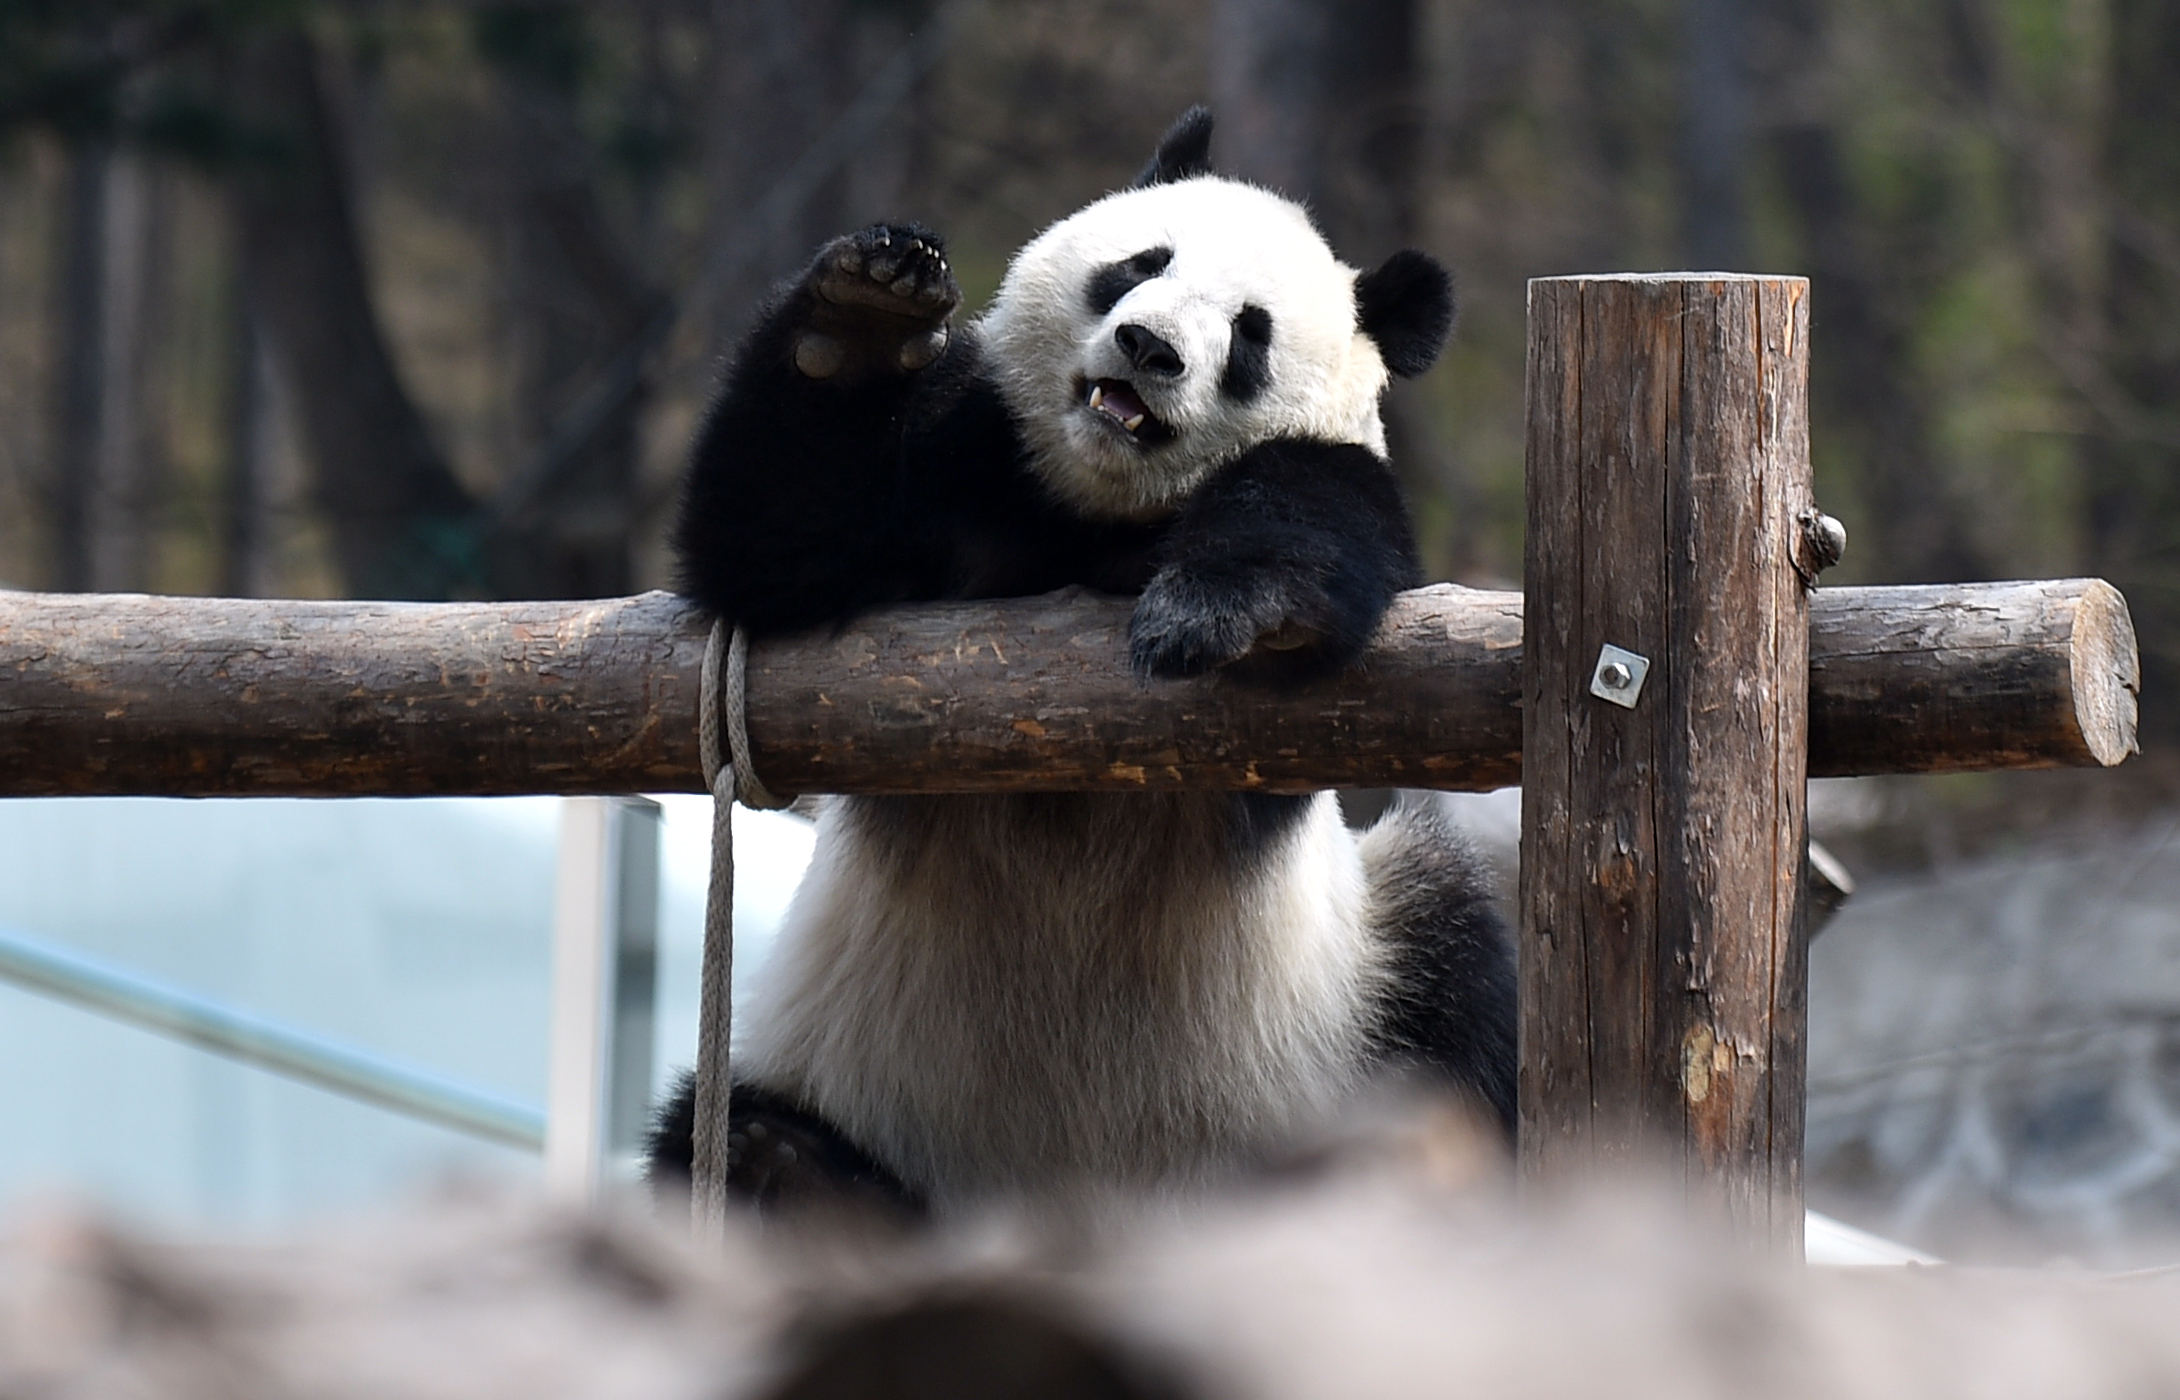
1084,378,1174,445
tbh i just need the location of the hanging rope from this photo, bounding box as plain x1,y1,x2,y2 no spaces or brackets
692,618,791,1233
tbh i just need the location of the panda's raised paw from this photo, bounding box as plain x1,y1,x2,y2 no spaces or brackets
795,224,961,380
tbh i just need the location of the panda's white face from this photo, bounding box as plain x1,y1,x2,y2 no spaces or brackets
978,178,1392,522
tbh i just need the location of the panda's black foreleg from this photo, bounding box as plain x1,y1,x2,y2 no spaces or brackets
1129,439,1423,679
645,1072,928,1225
672,224,964,633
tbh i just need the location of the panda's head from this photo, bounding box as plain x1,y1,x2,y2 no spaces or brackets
977,107,1456,522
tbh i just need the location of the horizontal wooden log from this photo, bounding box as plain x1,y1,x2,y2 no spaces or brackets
0,591,708,798
744,584,1526,794
0,579,2136,798
1807,577,2139,774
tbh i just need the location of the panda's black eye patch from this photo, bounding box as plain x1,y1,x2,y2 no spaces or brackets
1086,246,1174,315
1221,303,1274,402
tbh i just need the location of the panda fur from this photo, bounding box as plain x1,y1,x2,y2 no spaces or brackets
652,108,1515,1219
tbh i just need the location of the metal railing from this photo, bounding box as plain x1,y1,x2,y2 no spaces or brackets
0,796,668,1199
0,920,546,1150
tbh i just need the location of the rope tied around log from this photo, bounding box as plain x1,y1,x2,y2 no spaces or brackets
692,620,793,1231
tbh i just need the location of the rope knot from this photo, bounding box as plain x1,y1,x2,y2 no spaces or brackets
700,619,793,811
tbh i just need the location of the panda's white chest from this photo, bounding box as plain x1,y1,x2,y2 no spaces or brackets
735,791,1382,1210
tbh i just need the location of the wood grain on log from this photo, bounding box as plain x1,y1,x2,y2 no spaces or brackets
737,583,1525,795
1808,577,2140,775
0,579,2136,799
1518,274,1813,1250
0,591,709,798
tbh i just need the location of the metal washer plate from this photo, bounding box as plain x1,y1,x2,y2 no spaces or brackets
1589,643,1651,709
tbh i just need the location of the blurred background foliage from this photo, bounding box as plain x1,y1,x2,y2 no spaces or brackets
0,0,2174,736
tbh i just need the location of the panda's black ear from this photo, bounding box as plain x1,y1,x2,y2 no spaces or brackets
1355,250,1457,377
1134,106,1215,187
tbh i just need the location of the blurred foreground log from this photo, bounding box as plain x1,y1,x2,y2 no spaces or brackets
0,577,2136,798
4,1161,2180,1400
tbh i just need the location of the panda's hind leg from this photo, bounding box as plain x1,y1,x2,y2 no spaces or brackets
791,224,961,382
1357,797,1519,1137
646,1072,927,1225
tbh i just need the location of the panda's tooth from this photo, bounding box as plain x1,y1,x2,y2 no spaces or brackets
1089,384,1105,409
1123,413,1146,432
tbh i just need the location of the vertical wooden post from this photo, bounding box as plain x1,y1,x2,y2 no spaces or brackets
1519,274,1814,1251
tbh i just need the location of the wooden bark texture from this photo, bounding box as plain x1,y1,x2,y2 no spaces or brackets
0,591,709,798
0,578,2137,799
1518,274,1813,1251
1808,577,2140,774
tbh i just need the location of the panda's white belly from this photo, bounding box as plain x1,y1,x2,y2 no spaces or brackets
735,790,1382,1211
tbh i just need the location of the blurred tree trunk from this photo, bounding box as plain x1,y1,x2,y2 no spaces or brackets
1756,0,1987,585
48,145,163,593
703,0,856,347
2088,0,2180,740
1212,0,1484,577
1211,0,1332,204
90,153,164,593
220,212,269,600
1212,0,1419,259
225,26,476,600
478,2,661,600
1682,0,1748,269
48,143,107,593
1770,125,1986,583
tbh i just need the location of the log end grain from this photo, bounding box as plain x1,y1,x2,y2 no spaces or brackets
2071,579,2141,768
1805,578,2143,777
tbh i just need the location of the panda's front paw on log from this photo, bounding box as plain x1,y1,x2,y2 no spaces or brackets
1128,569,1330,679
793,224,962,381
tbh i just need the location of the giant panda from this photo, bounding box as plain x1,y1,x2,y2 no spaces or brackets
651,108,1515,1220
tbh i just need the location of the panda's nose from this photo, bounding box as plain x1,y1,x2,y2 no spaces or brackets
1114,324,1184,378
